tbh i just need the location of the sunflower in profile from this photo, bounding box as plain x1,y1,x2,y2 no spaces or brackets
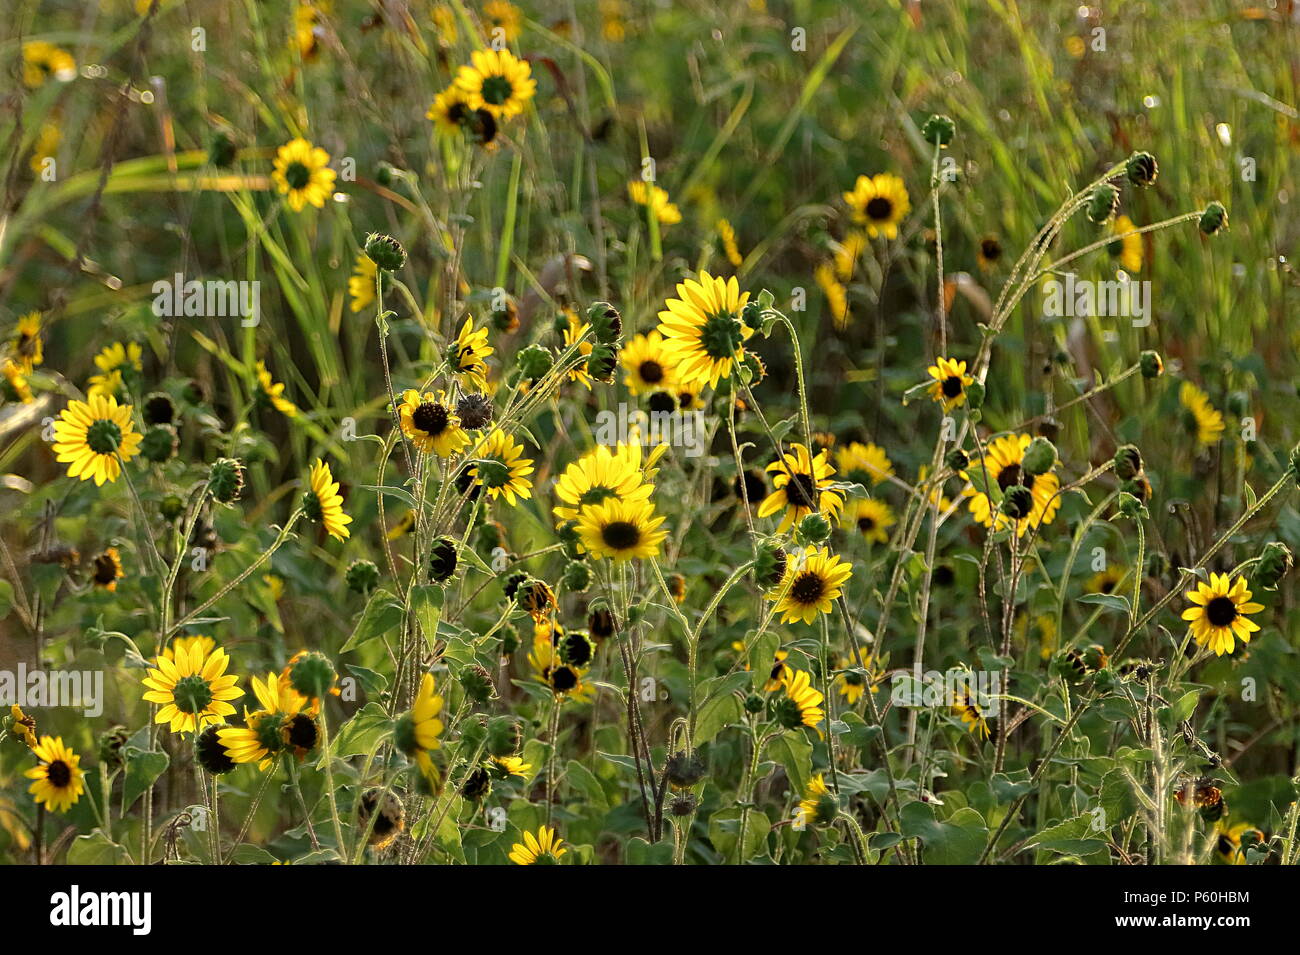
1109,214,1143,272
835,652,882,705
447,316,494,391
10,312,43,373
656,271,751,389
255,361,298,417
22,41,76,88
575,497,668,562
87,341,143,399
509,825,566,865
303,458,352,540
1182,573,1264,657
25,737,84,812
757,443,845,533
842,173,911,240
835,441,893,486
561,310,594,389
1179,381,1225,448
620,331,678,396
141,640,243,735
471,428,534,504
797,774,837,827
10,705,37,748
455,48,536,120
553,442,652,523
272,137,337,211
349,252,377,312
762,649,791,692
398,389,470,457
528,630,595,701
952,692,990,740
962,433,1061,538
489,755,532,780
91,547,124,591
218,672,312,769
814,263,849,329
628,181,683,225
773,668,825,734
717,218,743,266
394,672,444,779
844,497,895,545
926,357,975,412
1,359,33,404
768,545,852,625
52,394,143,486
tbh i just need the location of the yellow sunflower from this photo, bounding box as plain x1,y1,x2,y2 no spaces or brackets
926,356,975,413
217,672,312,770
272,137,337,211
1086,566,1126,595
768,545,852,625
962,433,1061,538
575,496,668,562
22,41,76,88
87,341,143,399
90,547,124,591
448,316,494,391
952,693,990,740
398,389,470,457
52,394,143,486
835,653,882,705
482,0,523,41
757,443,845,533
620,331,679,396
561,310,594,389
797,774,837,827
156,634,217,666
349,252,378,313
553,442,652,523
471,428,534,504
717,218,743,266
1109,214,1144,272
304,458,352,540
1182,572,1264,656
628,180,682,225
509,825,566,865
655,271,751,389
10,705,37,749
141,640,243,735
11,312,43,373
426,84,474,137
395,672,444,779
1,359,33,404
25,737,84,813
844,497,895,544
774,668,825,734
255,360,298,417
454,48,537,120
842,173,910,240
835,441,893,486
814,263,849,329
528,627,595,701
1180,381,1225,448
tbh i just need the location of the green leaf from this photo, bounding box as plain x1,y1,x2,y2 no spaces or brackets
329,702,393,759
768,732,813,796
708,806,771,862
410,585,443,654
67,829,130,865
0,579,13,619
122,749,170,811
1077,592,1131,614
626,836,674,864
341,589,405,653
900,802,988,864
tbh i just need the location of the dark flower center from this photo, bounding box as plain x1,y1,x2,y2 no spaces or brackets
285,713,319,751
638,360,665,384
85,419,122,454
284,161,312,190
790,570,826,604
857,516,876,532
996,463,1034,493
601,520,641,551
172,674,214,715
562,633,594,667
981,239,1002,261
93,555,118,584
550,666,579,692
648,391,676,414
412,401,449,435
942,375,964,398
481,75,514,105
785,471,818,508
47,760,71,787
700,312,743,360
865,196,893,221
1205,595,1238,628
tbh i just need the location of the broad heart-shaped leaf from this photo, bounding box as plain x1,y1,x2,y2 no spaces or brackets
409,584,443,654
328,702,393,760
692,671,751,745
708,806,771,862
122,748,170,811
767,732,813,796
1024,812,1108,858
340,588,405,653
625,836,674,865
1098,768,1140,826
67,829,130,865
900,801,988,865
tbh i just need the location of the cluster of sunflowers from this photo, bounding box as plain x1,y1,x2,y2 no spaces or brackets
3,0,1298,871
